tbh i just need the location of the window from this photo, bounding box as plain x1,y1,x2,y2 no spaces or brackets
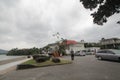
106,51,114,54
97,50,107,53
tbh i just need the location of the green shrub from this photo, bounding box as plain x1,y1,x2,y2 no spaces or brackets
17,64,36,70
35,57,47,63
32,54,40,60
33,55,51,63
52,58,61,63
27,55,31,58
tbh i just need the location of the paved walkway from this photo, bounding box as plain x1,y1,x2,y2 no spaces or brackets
0,57,26,65
0,58,31,75
0,55,120,80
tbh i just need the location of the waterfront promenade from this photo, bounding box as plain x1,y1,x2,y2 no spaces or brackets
0,57,31,75
0,57,26,65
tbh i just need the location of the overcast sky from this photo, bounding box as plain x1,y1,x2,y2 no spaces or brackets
0,0,120,50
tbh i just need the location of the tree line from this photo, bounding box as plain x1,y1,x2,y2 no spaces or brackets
7,47,42,56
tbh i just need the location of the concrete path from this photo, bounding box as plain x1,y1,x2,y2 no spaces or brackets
0,55,120,80
0,58,31,75
0,57,26,65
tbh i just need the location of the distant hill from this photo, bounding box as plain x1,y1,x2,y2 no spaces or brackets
0,49,8,54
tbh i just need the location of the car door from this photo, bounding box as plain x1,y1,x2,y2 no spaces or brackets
100,50,109,59
97,50,107,59
106,51,117,60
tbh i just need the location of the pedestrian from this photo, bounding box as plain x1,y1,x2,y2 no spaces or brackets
70,49,74,61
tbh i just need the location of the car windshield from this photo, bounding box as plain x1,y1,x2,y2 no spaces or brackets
111,50,120,54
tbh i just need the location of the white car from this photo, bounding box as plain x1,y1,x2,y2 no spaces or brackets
75,51,86,56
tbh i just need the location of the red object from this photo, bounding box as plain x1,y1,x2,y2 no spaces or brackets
66,40,77,45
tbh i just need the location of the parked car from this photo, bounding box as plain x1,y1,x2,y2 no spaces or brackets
86,51,94,55
95,49,120,61
82,50,94,55
75,51,86,56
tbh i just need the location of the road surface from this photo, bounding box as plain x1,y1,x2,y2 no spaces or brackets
0,55,120,80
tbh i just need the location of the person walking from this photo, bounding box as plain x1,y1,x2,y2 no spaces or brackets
70,50,74,61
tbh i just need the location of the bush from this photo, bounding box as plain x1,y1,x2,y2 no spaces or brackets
17,64,36,70
27,55,31,58
32,54,40,60
35,57,47,63
32,54,51,59
52,58,61,63
34,55,51,63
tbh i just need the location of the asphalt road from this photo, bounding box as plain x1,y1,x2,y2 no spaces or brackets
0,55,120,80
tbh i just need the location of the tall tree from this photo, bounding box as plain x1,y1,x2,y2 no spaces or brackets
80,0,120,25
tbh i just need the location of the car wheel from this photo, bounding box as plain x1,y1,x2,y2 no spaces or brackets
98,56,102,60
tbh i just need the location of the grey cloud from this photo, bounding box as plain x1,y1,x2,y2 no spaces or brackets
82,23,120,42
0,0,19,7
0,0,120,50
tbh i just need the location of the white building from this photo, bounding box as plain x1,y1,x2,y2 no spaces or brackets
47,40,85,54
67,42,85,52
48,43,58,51
100,38,120,49
47,40,101,54
65,40,85,54
85,47,100,52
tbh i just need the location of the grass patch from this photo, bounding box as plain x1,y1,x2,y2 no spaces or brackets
22,59,72,67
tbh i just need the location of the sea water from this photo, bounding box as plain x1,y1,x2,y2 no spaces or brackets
0,55,22,61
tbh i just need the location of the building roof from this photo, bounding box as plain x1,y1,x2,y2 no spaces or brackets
66,40,77,45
